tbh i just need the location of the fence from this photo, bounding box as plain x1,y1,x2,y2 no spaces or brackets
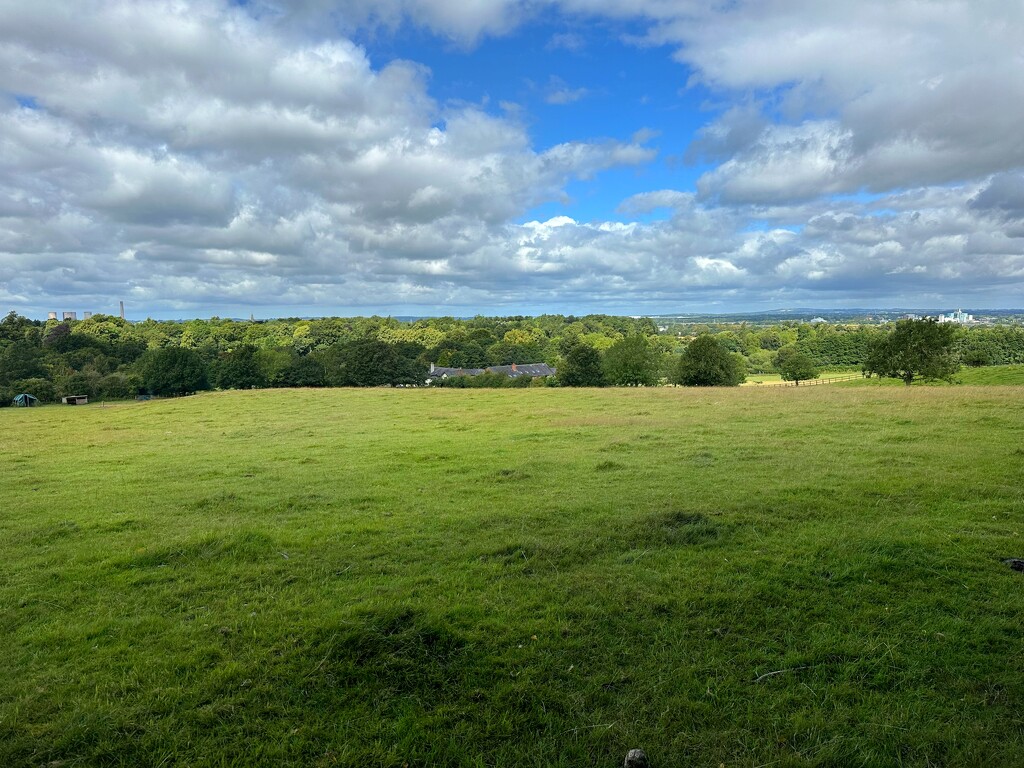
754,373,863,388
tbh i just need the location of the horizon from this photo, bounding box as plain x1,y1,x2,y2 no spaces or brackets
12,305,1024,324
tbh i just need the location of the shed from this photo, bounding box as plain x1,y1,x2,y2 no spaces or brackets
12,393,39,407
62,395,89,405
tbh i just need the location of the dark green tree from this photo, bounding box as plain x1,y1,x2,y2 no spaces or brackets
0,341,47,385
41,322,74,351
214,345,266,390
558,344,606,387
672,334,745,386
277,354,327,387
865,318,958,385
323,338,426,387
136,347,210,396
774,346,820,385
603,335,659,386
0,311,38,343
758,329,784,350
97,373,143,400
12,377,56,403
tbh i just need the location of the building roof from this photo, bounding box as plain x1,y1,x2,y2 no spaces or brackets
487,363,557,378
426,362,557,381
428,366,486,379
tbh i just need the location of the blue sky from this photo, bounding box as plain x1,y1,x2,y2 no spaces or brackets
1,1,1023,319
355,15,716,223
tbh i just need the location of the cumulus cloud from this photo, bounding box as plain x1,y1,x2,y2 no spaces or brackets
0,0,1022,314
250,0,531,44
970,173,1024,222
647,0,1024,202
0,0,659,314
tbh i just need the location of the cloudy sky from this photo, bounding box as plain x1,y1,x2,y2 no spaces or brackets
2,0,1023,319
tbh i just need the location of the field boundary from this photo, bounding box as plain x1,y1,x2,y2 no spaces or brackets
752,373,863,387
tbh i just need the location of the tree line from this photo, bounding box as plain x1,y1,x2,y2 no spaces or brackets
1,311,1021,403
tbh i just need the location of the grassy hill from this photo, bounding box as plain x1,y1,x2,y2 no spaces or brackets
4,387,1024,766
956,364,1024,385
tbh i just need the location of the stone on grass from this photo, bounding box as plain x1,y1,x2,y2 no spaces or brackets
624,748,650,768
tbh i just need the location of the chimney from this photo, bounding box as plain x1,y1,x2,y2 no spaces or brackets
511,363,517,372
119,300,124,320
430,363,435,373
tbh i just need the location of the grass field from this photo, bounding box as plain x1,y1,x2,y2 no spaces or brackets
956,365,1024,385
746,365,1024,387
838,365,1024,388
742,370,855,385
4,386,1024,766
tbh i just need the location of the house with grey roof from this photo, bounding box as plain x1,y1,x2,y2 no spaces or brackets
426,362,555,384
486,363,556,378
425,364,487,383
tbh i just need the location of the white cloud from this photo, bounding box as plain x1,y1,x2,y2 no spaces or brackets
544,76,589,105
0,0,1022,314
650,0,1024,202
0,0,664,314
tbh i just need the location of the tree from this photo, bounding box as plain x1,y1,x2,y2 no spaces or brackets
323,338,426,387
0,311,38,343
603,335,659,386
558,344,606,387
136,347,210,396
774,346,819,385
0,341,47,384
277,353,327,387
487,328,546,365
97,373,143,400
865,318,958,385
214,345,266,390
672,334,745,386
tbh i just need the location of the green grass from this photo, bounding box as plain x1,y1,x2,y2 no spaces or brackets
4,387,1024,766
743,369,854,385
838,365,1024,388
956,364,1024,385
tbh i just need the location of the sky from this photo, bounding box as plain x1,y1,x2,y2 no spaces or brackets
1,0,1023,320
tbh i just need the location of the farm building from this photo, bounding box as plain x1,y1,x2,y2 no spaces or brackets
12,393,39,407
426,362,556,384
487,363,557,378
62,395,89,405
426,364,486,383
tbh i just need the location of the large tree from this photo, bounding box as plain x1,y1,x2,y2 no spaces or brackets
558,343,606,387
214,345,267,390
672,334,745,386
603,335,659,386
774,346,820,385
865,318,958,385
136,347,210,396
323,338,426,387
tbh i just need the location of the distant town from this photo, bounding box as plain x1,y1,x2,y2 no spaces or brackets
32,306,1024,328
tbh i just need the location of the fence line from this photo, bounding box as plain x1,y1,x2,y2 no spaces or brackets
753,373,864,388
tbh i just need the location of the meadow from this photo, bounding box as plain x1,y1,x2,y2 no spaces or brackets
741,369,855,385
3,384,1024,766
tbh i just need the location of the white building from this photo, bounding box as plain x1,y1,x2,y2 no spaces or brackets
938,309,974,324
